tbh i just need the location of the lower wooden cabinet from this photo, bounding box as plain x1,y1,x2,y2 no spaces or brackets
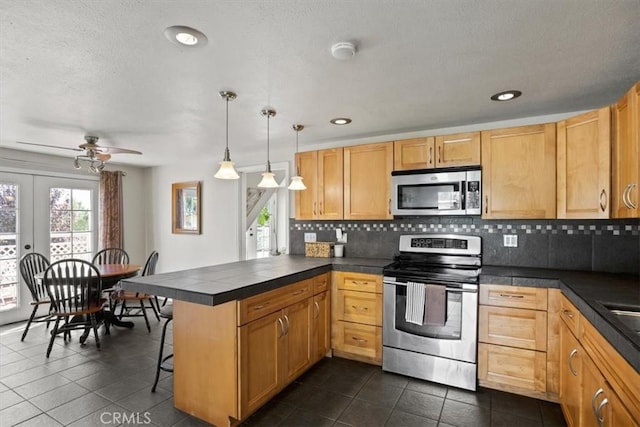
559,315,583,426
478,343,546,392
312,290,330,363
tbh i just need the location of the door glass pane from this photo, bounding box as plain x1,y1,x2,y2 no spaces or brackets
0,184,18,311
50,187,94,262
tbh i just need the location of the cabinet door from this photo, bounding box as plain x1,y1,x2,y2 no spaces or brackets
481,124,556,218
435,132,480,167
312,291,330,362
238,310,285,419
559,321,582,427
394,137,435,170
557,107,611,218
478,343,547,392
334,321,382,361
479,305,547,351
344,142,393,219
318,148,344,219
612,82,640,218
337,289,382,326
295,151,318,219
283,299,313,383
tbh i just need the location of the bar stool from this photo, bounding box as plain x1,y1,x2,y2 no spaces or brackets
151,303,173,392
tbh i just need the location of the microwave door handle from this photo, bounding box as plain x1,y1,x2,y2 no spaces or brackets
461,181,466,210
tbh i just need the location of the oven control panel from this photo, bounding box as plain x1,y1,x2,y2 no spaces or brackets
399,234,481,255
410,237,467,249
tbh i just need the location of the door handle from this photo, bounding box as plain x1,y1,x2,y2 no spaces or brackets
599,189,607,212
591,388,604,417
314,301,319,318
562,309,574,319
388,198,392,215
437,146,442,164
277,317,285,338
596,398,609,427
623,184,632,209
568,349,578,376
628,183,637,208
485,196,488,214
429,146,433,165
313,202,317,216
284,315,290,335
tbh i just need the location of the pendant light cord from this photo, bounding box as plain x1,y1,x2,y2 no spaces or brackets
225,97,229,151
266,113,271,172
295,129,300,175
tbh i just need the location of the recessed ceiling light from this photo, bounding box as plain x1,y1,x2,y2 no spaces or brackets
331,42,357,60
330,118,352,125
164,25,208,47
490,90,522,101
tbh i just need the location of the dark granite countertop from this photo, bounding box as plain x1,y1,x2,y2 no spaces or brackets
122,256,639,373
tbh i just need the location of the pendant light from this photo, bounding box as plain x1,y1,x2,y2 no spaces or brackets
214,91,240,180
257,109,279,188
288,124,306,190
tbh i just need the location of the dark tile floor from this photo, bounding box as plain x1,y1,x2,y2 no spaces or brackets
0,316,567,426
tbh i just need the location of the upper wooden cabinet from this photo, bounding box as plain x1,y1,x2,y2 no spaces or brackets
557,107,611,218
612,82,640,218
295,148,343,220
481,123,556,219
344,142,393,219
393,132,480,171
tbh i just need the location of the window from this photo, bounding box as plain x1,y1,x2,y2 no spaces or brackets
0,184,18,311
49,188,93,262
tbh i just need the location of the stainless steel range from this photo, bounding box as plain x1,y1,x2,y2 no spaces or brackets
382,234,481,391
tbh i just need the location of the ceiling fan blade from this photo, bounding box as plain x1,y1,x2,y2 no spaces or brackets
16,141,83,152
79,143,142,155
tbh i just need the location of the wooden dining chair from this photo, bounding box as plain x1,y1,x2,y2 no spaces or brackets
110,251,160,332
19,252,53,341
44,259,105,357
92,248,129,265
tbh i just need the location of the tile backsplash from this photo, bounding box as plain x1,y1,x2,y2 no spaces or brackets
289,217,640,274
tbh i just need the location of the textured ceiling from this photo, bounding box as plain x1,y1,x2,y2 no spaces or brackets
1,0,639,167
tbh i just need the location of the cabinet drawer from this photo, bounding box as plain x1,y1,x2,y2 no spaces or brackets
479,306,547,351
238,279,312,325
313,272,330,295
336,290,382,326
334,321,381,360
559,294,580,337
334,271,382,293
478,343,547,392
480,285,547,310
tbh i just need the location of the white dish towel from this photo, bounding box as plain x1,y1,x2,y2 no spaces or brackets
405,281,426,325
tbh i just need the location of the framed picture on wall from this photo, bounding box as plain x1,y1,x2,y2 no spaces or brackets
172,181,201,234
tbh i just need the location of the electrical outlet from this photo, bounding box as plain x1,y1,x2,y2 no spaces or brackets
304,233,317,243
503,234,518,247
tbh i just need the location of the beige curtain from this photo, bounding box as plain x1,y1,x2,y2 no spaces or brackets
99,171,124,249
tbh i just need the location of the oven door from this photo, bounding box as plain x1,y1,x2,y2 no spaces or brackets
383,279,478,363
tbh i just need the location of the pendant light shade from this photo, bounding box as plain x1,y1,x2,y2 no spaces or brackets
258,109,279,188
288,124,306,190
214,91,240,180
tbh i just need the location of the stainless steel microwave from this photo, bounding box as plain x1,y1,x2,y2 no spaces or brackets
391,167,481,216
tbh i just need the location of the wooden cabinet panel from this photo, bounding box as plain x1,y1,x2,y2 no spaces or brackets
334,321,382,360
612,82,640,218
334,271,382,293
435,132,480,167
295,151,318,219
312,291,330,362
557,107,611,218
344,142,393,219
559,319,582,427
480,284,547,310
283,299,313,383
238,279,312,325
559,294,580,337
318,148,344,219
337,290,382,326
313,272,330,295
479,305,547,351
478,343,547,392
238,310,284,419
394,137,435,170
481,123,556,218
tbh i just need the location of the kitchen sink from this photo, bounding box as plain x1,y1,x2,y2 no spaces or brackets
603,304,640,336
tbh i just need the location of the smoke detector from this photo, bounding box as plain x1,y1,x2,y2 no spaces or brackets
331,42,357,60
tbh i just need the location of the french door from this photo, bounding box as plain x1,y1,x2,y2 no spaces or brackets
0,172,98,324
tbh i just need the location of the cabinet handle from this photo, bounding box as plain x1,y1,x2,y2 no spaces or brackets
429,146,433,165
591,388,604,417
623,184,632,209
292,289,305,296
599,189,607,212
388,198,392,215
629,183,638,209
283,315,290,335
437,146,442,164
313,202,317,216
485,196,488,214
278,317,285,338
351,336,368,344
596,398,609,427
562,309,574,319
319,202,323,215
253,302,270,310
350,280,370,286
499,293,525,299
351,305,369,311
314,301,319,318
568,349,578,376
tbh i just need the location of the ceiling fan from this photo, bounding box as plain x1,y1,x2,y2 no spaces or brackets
16,135,142,173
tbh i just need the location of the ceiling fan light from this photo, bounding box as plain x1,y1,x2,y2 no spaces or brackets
258,172,279,188
89,163,99,174
214,160,240,179
288,176,306,191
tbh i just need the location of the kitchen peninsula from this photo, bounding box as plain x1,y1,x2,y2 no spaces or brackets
122,255,640,426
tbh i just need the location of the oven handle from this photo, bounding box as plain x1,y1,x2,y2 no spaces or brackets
383,280,477,293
